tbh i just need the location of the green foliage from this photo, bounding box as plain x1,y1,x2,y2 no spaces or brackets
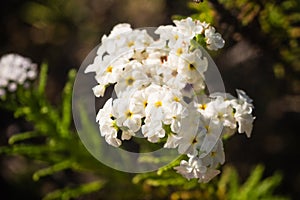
221,0,300,63
178,0,300,94
0,64,107,199
134,164,289,200
173,1,215,24
43,180,105,200
221,165,287,200
0,63,145,199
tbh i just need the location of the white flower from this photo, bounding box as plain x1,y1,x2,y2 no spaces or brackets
96,98,113,124
108,23,132,39
0,54,37,97
203,96,236,129
178,49,208,84
199,118,223,157
92,84,106,97
233,103,255,137
130,89,149,116
141,109,165,143
163,102,188,133
174,156,220,183
96,24,133,57
194,95,211,113
174,158,200,180
230,89,255,137
113,97,143,133
8,82,17,92
164,132,182,148
120,128,135,140
236,89,253,104
96,98,122,147
100,120,121,147
173,17,204,39
158,55,186,90
155,25,179,47
114,61,150,97
105,28,154,57
200,140,225,168
177,107,204,156
144,86,169,116
95,55,128,85
204,26,225,51
170,37,190,57
27,69,37,80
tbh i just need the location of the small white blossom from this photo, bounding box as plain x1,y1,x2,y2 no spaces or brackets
96,98,121,147
174,156,220,183
164,133,182,148
96,98,113,124
200,140,225,168
142,109,165,143
113,97,143,133
178,49,208,84
145,86,170,117
0,54,38,97
177,107,204,156
100,120,121,147
154,25,180,48
108,23,133,39
204,26,225,51
114,62,150,97
163,102,188,133
203,96,236,129
173,17,204,39
230,89,255,137
92,84,106,97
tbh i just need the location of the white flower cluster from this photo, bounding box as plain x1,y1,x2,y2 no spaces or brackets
0,54,37,97
86,17,254,182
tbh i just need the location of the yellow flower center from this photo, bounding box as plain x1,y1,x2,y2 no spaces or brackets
155,101,162,107
198,104,207,110
174,34,179,40
127,41,135,47
205,125,210,133
188,63,196,71
126,77,135,86
211,151,216,157
192,137,198,144
143,100,148,108
171,70,178,77
176,48,183,56
106,65,113,73
125,110,133,118
173,96,180,102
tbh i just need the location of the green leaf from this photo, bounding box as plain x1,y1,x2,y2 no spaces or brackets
38,63,48,95
8,131,41,144
239,165,265,199
59,69,76,138
42,180,105,200
33,160,74,181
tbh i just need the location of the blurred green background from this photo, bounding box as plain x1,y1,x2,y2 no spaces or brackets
0,0,299,199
